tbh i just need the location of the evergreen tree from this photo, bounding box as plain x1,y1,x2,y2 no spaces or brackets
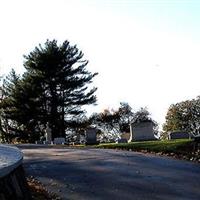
0,69,44,142
0,69,21,141
0,39,98,142
23,39,97,139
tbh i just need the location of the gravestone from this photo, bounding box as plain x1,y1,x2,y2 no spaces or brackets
129,121,155,142
116,138,127,143
121,132,130,140
54,137,65,145
44,123,52,144
85,128,98,145
168,131,190,140
35,140,43,144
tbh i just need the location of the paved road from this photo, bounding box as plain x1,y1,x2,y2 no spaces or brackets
18,145,200,200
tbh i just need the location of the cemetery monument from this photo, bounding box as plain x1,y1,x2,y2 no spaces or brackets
45,123,52,144
85,127,98,145
168,131,190,140
129,121,156,142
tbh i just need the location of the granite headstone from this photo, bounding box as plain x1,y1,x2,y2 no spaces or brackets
129,121,156,142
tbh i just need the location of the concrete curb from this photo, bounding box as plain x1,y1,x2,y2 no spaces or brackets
0,145,23,178
0,145,31,200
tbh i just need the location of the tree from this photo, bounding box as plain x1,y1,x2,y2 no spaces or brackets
90,109,120,142
117,102,134,133
0,39,98,141
132,107,151,123
163,104,183,133
163,97,200,136
0,69,22,141
0,69,44,142
65,114,91,143
90,103,135,142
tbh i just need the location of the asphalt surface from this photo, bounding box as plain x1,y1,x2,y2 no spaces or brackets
18,145,200,200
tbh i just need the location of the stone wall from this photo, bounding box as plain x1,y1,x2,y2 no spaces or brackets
0,145,31,200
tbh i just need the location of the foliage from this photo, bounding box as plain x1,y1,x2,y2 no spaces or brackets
65,114,91,143
0,69,50,142
116,102,134,133
0,40,98,142
163,96,200,136
90,102,135,142
132,107,151,123
90,103,158,142
90,109,120,142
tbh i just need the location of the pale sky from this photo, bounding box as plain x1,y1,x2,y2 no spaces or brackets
0,0,200,128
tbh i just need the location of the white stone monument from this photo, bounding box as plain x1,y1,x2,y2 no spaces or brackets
44,123,52,144
129,121,156,142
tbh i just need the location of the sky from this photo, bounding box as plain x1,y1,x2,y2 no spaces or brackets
0,0,200,128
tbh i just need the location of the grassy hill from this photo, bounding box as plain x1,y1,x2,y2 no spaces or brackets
96,139,200,162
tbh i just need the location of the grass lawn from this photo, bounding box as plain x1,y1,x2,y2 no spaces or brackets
96,139,192,153
95,139,200,162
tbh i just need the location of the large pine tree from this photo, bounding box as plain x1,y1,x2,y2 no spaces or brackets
23,39,97,139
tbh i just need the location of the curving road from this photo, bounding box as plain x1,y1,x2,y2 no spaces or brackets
18,145,200,200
